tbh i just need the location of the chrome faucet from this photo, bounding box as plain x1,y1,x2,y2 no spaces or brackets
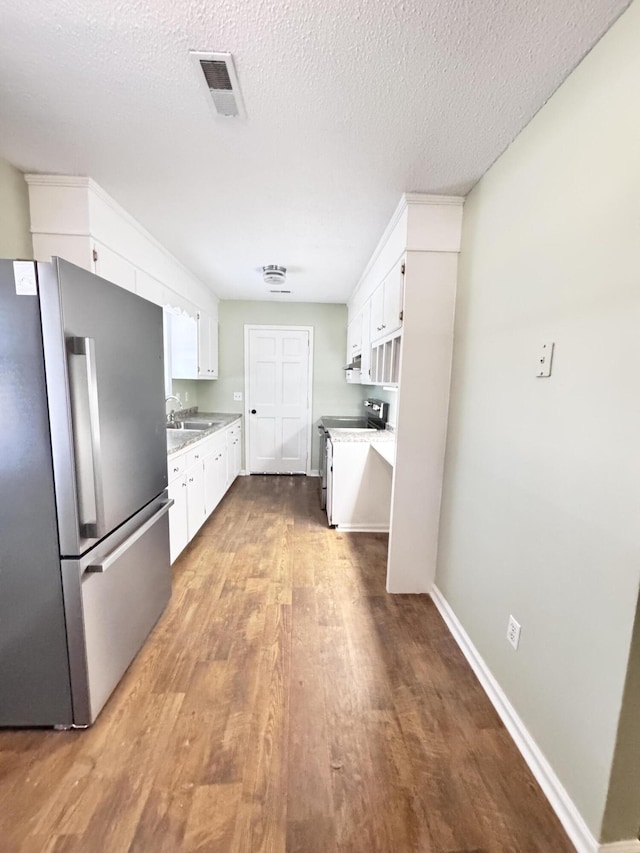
165,394,183,423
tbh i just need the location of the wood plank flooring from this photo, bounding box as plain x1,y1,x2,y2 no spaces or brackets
0,476,575,853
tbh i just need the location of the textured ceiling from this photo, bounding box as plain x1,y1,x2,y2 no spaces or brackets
0,0,631,302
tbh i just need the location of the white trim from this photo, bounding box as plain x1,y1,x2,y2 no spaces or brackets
243,324,314,476
333,523,389,533
24,174,218,302
430,585,600,853
350,193,464,306
25,174,92,189
599,843,640,852
308,469,320,478
403,192,466,206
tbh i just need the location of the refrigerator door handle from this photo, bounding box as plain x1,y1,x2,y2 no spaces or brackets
68,336,106,540
85,499,174,574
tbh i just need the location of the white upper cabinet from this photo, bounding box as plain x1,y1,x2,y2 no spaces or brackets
382,258,404,337
92,240,136,293
25,175,219,347
197,309,218,379
346,310,363,359
369,282,385,343
370,258,404,344
168,307,219,381
135,268,167,307
345,193,464,595
169,310,199,380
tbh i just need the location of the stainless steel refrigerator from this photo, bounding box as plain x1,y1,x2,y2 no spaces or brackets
0,257,172,727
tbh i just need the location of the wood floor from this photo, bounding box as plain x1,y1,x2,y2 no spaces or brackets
0,476,574,853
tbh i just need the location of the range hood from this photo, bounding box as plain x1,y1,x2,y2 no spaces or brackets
344,354,362,371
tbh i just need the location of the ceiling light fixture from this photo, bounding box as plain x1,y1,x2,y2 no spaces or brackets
262,265,287,286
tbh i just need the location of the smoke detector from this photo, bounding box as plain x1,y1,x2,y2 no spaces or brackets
263,265,287,286
191,51,246,118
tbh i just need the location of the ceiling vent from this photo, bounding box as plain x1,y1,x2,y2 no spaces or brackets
263,265,287,286
190,51,245,118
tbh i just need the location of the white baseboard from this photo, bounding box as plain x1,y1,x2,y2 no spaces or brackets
308,469,320,477
333,523,389,533
431,585,616,853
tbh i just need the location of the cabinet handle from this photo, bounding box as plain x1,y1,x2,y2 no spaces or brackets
173,467,179,473
194,454,199,460
250,409,257,414
189,477,194,483
381,323,386,329
182,482,186,487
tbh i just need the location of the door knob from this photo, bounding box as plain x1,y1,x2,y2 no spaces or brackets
250,409,257,414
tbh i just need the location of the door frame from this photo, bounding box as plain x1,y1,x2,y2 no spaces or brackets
243,324,314,475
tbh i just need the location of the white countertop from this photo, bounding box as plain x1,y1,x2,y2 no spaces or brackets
371,441,395,466
167,412,242,456
327,427,396,467
327,427,395,444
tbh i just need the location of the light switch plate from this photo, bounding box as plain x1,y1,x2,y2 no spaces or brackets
233,391,243,401
536,341,554,377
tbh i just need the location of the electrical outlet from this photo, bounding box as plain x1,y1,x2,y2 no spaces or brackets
507,615,521,650
233,391,243,401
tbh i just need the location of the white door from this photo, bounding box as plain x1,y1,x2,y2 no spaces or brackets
245,326,312,474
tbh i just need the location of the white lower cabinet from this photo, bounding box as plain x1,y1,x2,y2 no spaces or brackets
328,440,392,532
168,474,188,564
226,423,242,485
204,437,227,515
167,419,243,564
186,462,206,539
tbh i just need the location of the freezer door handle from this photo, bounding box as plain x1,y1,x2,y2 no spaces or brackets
68,336,106,540
85,499,174,574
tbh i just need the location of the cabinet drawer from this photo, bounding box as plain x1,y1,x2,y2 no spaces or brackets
186,444,206,469
227,423,241,440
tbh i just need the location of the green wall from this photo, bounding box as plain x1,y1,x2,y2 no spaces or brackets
195,300,367,470
0,158,32,259
436,1,640,842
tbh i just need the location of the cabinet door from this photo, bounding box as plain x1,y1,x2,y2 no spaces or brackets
326,438,334,525
168,475,188,564
234,432,242,478
136,269,166,306
186,463,206,538
204,441,226,515
92,241,136,294
369,284,385,343
359,301,371,383
383,259,404,337
197,312,219,379
226,426,241,485
197,311,211,378
347,311,362,359
209,318,219,378
170,310,198,379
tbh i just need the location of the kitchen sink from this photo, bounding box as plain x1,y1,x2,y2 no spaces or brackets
166,420,221,431
181,420,220,430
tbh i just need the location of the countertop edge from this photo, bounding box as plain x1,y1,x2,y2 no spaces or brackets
167,413,243,457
